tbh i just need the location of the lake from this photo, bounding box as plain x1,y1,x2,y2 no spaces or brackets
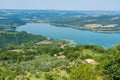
16,23,120,47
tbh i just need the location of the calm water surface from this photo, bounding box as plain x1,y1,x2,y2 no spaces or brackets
16,23,120,47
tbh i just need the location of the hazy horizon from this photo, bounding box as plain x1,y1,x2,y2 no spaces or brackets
0,0,120,11
1,9,120,11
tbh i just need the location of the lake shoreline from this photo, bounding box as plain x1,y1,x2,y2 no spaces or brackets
16,23,120,47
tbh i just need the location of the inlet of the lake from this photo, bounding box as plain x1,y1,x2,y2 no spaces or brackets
16,23,120,47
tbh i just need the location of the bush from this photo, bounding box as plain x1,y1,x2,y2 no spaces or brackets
45,72,58,80
69,64,98,80
104,58,120,80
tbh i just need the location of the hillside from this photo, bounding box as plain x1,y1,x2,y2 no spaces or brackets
0,31,47,47
0,10,120,80
1,10,120,33
0,31,119,80
51,15,120,33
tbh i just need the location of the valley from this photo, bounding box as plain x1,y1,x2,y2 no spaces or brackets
1,10,120,33
0,10,120,80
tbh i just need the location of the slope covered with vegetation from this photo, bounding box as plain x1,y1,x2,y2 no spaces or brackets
51,15,120,33
0,31,47,47
0,31,119,80
0,18,26,30
0,10,120,80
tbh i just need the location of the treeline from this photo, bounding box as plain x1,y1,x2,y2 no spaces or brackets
0,18,26,30
51,15,120,26
51,15,120,32
0,31,47,47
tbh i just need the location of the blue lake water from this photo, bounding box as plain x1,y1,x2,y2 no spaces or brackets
16,23,120,47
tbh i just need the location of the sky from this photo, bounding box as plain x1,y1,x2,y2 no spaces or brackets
0,0,120,10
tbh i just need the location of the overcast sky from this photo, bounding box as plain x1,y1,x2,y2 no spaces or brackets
0,0,120,10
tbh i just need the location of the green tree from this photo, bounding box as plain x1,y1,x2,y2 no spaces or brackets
104,58,120,80
69,64,98,80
